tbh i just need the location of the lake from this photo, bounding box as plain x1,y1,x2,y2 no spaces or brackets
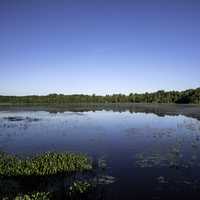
1,104,200,199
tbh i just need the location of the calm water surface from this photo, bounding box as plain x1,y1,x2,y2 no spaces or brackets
1,104,200,199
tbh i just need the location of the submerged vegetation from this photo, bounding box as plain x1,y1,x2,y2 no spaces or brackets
67,180,94,199
0,152,93,199
1,108,200,198
135,140,200,169
0,88,200,104
0,152,116,199
0,152,92,177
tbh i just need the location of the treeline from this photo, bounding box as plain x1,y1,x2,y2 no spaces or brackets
0,88,200,104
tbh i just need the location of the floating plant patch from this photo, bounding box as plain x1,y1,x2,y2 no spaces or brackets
0,152,92,177
67,180,94,196
3,116,41,122
3,116,25,122
125,127,176,139
98,157,107,169
97,175,116,185
13,192,51,200
155,176,200,194
134,144,200,169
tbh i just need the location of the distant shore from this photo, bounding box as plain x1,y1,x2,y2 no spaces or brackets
1,88,200,104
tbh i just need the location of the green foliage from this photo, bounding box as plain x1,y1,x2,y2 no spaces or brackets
0,152,92,177
14,192,50,200
0,88,200,104
67,180,94,199
68,181,92,195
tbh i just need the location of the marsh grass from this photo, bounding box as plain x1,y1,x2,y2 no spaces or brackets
13,192,51,200
0,152,116,199
67,181,93,197
0,152,92,177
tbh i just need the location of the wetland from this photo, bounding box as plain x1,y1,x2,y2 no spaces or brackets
1,104,200,199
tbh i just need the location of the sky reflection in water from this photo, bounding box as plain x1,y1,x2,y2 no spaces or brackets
1,108,200,198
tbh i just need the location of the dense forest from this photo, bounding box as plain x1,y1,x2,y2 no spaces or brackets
0,88,200,104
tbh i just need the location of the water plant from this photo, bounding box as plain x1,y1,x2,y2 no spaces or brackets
14,192,51,200
0,152,92,177
68,181,92,195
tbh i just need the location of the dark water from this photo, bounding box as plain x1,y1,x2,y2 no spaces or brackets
1,104,200,199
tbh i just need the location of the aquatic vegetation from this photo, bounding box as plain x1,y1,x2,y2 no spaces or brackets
14,192,51,200
155,175,200,194
3,117,41,122
0,153,115,199
68,180,93,196
135,147,200,169
66,175,116,199
0,153,93,199
152,128,175,139
191,141,198,149
0,116,41,130
135,153,169,168
97,175,116,185
125,127,175,139
1,107,200,198
0,152,92,177
135,143,191,169
184,121,198,132
3,116,25,122
98,157,107,169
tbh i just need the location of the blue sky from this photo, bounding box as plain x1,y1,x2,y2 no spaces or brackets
0,0,200,95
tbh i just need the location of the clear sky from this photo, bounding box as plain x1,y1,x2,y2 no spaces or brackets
0,0,200,95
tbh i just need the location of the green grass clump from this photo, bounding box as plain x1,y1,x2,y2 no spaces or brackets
69,181,92,195
14,192,50,200
0,152,92,177
67,180,95,199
